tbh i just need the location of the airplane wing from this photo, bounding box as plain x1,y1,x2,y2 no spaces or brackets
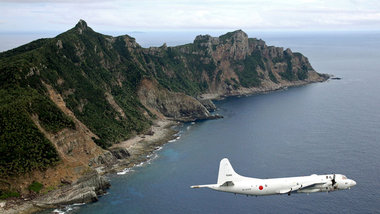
279,181,328,194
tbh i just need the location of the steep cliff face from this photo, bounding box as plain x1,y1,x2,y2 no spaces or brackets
0,20,327,196
148,29,327,97
138,78,214,122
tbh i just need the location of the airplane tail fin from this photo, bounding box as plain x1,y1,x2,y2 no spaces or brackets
190,158,241,189
217,158,241,186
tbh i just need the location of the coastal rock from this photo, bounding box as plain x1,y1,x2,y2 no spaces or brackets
138,79,216,122
34,172,110,207
109,147,130,160
88,148,131,174
89,151,117,167
197,99,217,112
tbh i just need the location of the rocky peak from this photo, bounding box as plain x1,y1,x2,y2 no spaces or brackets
193,35,219,49
232,29,247,39
217,30,249,60
194,34,212,43
116,35,141,49
75,19,87,29
74,19,90,35
219,30,248,42
284,48,293,56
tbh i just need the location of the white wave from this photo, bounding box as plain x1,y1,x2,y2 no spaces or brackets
136,162,144,167
52,203,84,214
146,153,158,164
52,209,65,214
117,168,133,175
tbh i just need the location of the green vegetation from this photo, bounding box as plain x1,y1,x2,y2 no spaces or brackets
219,30,241,43
0,22,151,176
279,52,309,81
0,87,64,177
268,69,279,83
41,185,56,194
148,44,215,96
272,57,283,64
297,65,309,80
28,181,43,193
279,51,296,81
234,51,264,87
0,190,20,199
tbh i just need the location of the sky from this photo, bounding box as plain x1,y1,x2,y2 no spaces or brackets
0,0,380,32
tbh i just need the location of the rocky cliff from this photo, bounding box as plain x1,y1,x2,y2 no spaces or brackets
146,29,326,98
0,20,328,205
138,78,219,122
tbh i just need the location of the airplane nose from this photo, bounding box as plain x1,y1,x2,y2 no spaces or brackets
351,180,356,186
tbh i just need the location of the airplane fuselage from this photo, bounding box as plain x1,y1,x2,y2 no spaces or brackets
191,159,356,196
207,174,354,196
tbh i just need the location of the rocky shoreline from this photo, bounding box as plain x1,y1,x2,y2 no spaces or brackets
200,76,329,100
0,172,110,214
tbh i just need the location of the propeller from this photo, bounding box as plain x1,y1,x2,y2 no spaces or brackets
331,174,337,189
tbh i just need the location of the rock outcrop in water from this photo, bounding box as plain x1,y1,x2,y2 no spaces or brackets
0,19,328,211
34,171,110,207
0,172,110,214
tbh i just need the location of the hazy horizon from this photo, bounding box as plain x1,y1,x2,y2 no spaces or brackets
1,28,380,53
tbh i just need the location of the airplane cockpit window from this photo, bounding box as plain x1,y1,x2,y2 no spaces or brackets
341,175,347,180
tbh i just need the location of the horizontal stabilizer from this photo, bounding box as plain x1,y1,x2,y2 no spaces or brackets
190,184,217,189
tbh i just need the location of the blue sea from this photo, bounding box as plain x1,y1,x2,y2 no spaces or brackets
6,30,379,214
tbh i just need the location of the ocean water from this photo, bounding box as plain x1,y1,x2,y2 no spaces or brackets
25,31,379,214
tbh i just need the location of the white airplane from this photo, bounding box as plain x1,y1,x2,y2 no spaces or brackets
191,158,356,196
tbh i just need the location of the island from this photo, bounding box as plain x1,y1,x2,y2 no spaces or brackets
0,20,328,213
